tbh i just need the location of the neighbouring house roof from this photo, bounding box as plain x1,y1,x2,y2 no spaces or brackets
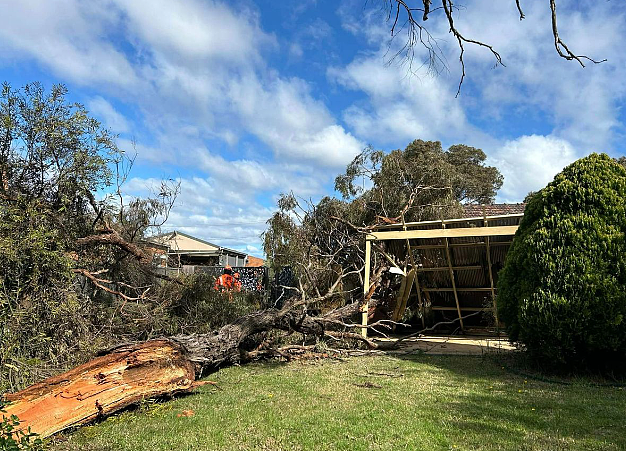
145,231,247,257
245,256,265,267
462,203,526,218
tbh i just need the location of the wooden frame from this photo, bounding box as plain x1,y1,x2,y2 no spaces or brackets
360,213,522,337
366,225,518,241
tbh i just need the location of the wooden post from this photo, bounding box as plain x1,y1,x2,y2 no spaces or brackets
484,216,500,327
442,222,464,330
400,214,425,328
405,242,425,329
361,239,372,338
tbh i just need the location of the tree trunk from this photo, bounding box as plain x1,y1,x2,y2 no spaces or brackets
2,298,381,438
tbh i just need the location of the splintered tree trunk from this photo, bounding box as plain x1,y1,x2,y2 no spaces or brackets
3,340,196,438
2,298,380,438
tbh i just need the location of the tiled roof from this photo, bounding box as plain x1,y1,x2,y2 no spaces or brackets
462,203,526,218
245,255,265,267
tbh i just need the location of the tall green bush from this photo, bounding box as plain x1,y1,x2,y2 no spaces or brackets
498,153,626,370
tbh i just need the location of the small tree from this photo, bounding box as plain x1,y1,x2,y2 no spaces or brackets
498,153,626,370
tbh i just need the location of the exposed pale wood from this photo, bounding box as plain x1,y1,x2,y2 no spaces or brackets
361,239,371,338
442,222,464,330
413,265,425,328
392,271,409,321
392,268,415,322
422,287,494,292
368,225,518,241
399,215,424,327
3,295,388,438
418,265,482,272
371,213,524,229
2,340,196,438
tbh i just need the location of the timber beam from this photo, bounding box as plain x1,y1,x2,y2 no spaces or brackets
367,225,518,241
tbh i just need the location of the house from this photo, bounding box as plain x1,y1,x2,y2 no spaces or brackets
146,231,248,268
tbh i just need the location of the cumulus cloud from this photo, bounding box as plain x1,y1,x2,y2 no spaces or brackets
88,97,130,133
333,0,625,199
328,50,492,150
228,74,363,167
0,0,138,87
112,0,274,66
443,0,626,152
124,175,272,254
490,135,580,202
0,0,357,168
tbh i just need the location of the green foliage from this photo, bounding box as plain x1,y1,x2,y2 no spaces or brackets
498,153,626,370
0,401,44,451
0,82,209,392
0,82,122,391
264,139,504,306
334,140,502,222
0,199,88,390
169,273,262,333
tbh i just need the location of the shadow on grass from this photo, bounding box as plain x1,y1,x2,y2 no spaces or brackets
386,352,626,450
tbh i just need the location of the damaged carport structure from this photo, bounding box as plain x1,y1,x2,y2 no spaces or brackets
361,213,524,337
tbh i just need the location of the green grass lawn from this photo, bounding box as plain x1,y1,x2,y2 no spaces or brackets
53,354,626,451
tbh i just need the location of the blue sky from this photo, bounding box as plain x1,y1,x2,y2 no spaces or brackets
1,0,624,257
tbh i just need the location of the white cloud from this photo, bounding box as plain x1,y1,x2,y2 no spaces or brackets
228,74,363,167
491,135,580,202
0,0,358,169
329,53,478,146
112,0,274,66
334,0,626,200
444,0,626,152
124,175,272,254
88,97,130,133
0,0,138,87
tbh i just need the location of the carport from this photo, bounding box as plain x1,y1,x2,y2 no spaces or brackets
361,213,524,337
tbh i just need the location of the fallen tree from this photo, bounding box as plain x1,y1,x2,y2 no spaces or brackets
2,291,386,438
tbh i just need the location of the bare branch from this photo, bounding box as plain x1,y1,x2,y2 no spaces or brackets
442,0,504,97
76,226,152,264
73,268,150,303
549,0,606,67
515,0,525,20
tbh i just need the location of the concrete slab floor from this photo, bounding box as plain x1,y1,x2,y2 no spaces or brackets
375,335,518,355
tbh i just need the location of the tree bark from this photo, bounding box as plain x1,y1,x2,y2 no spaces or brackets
2,298,382,438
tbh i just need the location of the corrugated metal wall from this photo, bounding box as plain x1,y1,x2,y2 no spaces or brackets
378,214,523,330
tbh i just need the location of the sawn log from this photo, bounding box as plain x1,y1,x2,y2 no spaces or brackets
2,298,382,438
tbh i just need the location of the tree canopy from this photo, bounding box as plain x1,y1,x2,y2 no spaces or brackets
264,139,503,307
334,139,503,224
0,83,192,391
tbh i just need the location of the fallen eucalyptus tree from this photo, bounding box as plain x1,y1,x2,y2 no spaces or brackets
2,269,389,439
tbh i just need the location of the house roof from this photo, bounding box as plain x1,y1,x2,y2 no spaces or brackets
245,255,265,267
462,203,526,218
146,230,247,257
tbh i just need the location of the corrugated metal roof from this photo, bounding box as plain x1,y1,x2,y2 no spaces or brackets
372,213,524,331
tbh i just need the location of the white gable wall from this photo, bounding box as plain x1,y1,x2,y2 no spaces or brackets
167,234,219,252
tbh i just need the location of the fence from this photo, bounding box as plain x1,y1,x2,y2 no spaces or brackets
156,265,268,292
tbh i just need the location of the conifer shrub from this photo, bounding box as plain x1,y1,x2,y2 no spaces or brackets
497,153,626,370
